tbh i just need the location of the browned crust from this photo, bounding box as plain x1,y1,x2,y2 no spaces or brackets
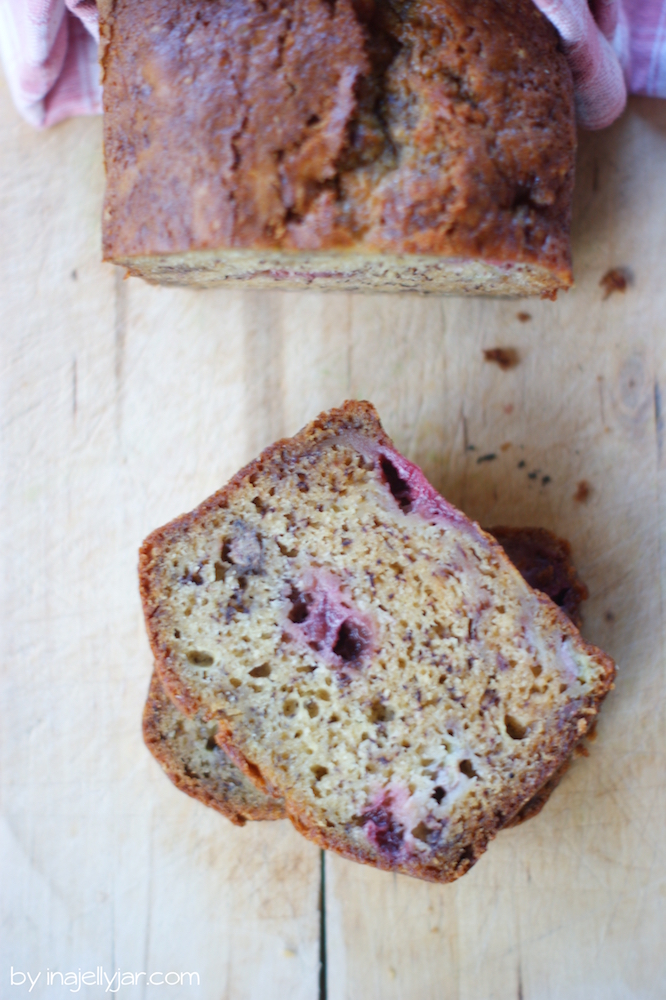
142,670,285,824
139,401,616,882
502,756,572,829
488,525,589,628
101,0,575,293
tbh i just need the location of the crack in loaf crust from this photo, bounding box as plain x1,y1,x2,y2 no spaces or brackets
142,670,285,824
142,526,587,827
101,0,575,296
139,402,615,883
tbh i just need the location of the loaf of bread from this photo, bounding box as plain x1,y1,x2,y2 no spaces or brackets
101,0,576,297
139,402,614,882
142,525,588,827
142,669,285,824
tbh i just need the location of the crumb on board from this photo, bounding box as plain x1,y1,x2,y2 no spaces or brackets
517,311,532,322
483,347,520,370
500,442,512,452
600,267,630,299
574,480,591,503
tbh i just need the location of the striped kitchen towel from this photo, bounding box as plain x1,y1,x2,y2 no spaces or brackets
0,0,665,130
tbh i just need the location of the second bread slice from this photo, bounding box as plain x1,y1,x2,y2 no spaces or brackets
140,402,615,882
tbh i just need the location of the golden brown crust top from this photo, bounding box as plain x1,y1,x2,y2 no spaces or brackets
102,0,575,281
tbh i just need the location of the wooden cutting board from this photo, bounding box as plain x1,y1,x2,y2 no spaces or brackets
1,73,665,999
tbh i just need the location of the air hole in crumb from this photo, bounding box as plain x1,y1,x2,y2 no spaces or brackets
205,736,217,752
368,700,395,724
229,677,242,688
311,765,328,781
283,699,298,717
316,689,330,701
249,663,271,678
174,630,180,639
329,714,340,723
277,540,298,558
505,714,528,740
214,562,226,582
333,619,370,662
411,822,430,843
187,651,214,666
531,664,543,678
380,456,412,512
459,759,478,779
306,701,319,718
288,588,311,623
432,786,446,804
559,682,568,693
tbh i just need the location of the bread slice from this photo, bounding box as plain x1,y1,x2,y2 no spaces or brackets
142,670,285,825
100,0,575,297
141,525,588,826
139,402,615,882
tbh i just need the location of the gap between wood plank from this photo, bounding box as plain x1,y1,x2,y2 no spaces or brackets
319,850,327,1000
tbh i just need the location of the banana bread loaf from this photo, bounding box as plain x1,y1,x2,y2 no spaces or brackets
139,402,614,883
101,0,576,296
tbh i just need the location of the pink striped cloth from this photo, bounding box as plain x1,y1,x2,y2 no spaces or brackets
0,0,665,130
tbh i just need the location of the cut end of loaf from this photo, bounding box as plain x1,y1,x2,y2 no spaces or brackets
140,401,614,883
112,248,570,298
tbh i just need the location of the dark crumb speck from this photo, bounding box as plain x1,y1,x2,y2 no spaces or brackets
605,610,615,623
483,347,520,370
574,480,591,503
541,475,551,485
477,453,497,464
517,460,526,469
516,311,531,322
527,470,539,480
600,267,630,299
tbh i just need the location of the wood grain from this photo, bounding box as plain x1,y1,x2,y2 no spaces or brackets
1,66,665,1000
0,78,320,1000
325,98,666,1000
